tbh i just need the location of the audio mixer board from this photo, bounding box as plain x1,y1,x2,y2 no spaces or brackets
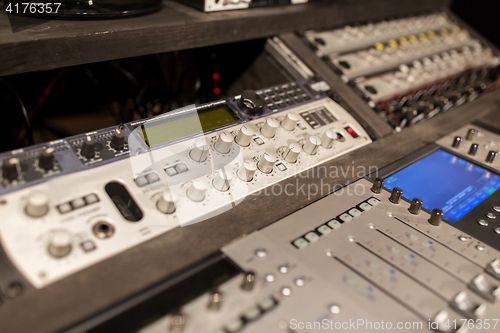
2,6,500,333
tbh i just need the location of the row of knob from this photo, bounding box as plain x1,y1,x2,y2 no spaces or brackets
80,128,125,159
2,148,56,182
451,129,498,163
371,178,443,226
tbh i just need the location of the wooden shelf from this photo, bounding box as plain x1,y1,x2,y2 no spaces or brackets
0,0,448,76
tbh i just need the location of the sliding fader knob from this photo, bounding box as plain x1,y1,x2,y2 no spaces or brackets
235,125,254,147
38,148,55,171
2,157,20,181
258,152,277,174
81,136,96,159
260,118,279,138
283,142,301,163
189,139,209,162
47,230,72,258
187,180,208,202
389,187,402,204
371,178,384,194
214,132,233,154
408,198,423,215
321,130,335,148
237,160,257,182
281,112,299,131
25,191,50,218
303,136,321,155
156,191,178,214
428,209,443,226
486,151,497,163
212,169,232,192
110,128,125,150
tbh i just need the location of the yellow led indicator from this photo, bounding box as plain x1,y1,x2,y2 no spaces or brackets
375,42,384,50
399,37,408,45
418,33,427,41
409,35,418,43
427,31,436,39
440,28,449,36
388,39,398,48
452,25,461,33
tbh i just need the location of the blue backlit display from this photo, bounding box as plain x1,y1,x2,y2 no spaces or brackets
384,149,500,222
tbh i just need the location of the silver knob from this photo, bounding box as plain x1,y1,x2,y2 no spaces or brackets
466,128,477,140
281,112,299,131
486,151,497,163
189,139,209,162
237,160,257,182
47,230,72,258
389,187,402,204
321,130,336,148
235,125,254,147
371,178,384,194
241,271,256,291
169,313,186,333
260,118,279,138
212,168,232,192
156,191,178,214
428,209,443,226
452,136,462,148
25,191,50,218
283,142,301,163
303,136,321,155
187,179,208,202
208,291,223,311
258,152,277,173
214,132,234,154
408,198,422,215
468,143,479,156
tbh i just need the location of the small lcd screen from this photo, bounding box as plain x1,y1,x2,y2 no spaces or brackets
384,149,500,222
139,104,237,147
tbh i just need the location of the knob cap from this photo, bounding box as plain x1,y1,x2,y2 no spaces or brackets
47,230,72,258
214,132,234,154
260,118,279,138
452,136,462,148
189,139,209,162
486,151,497,163
81,136,96,159
283,142,301,163
466,129,477,141
25,191,49,218
408,198,423,215
237,160,257,182
212,169,232,192
207,291,223,311
321,130,336,148
2,158,20,181
428,208,443,226
258,152,277,174
371,178,384,194
38,148,55,171
110,128,125,150
238,90,264,116
389,187,403,204
187,179,208,202
241,271,256,291
468,143,479,156
303,136,321,155
156,191,178,214
235,125,254,147
281,112,299,131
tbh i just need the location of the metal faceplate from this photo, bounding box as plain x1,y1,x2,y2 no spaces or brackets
0,96,370,289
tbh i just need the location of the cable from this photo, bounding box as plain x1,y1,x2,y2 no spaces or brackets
0,79,34,146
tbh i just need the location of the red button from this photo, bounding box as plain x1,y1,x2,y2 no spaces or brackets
345,126,358,138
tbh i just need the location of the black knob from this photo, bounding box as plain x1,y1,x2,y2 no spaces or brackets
466,129,477,141
238,90,264,116
389,187,403,204
81,136,96,159
452,136,462,148
371,178,384,194
110,128,125,150
2,158,20,181
408,198,423,215
428,209,443,226
38,148,55,171
486,151,498,163
468,143,479,156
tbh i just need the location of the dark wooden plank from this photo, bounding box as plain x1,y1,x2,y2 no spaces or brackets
0,90,498,333
0,0,449,76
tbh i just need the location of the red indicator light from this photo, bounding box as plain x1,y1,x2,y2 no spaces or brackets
212,73,219,80
345,126,358,138
214,88,220,95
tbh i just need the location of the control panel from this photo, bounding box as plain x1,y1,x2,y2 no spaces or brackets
0,79,371,289
174,0,308,13
136,178,500,333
